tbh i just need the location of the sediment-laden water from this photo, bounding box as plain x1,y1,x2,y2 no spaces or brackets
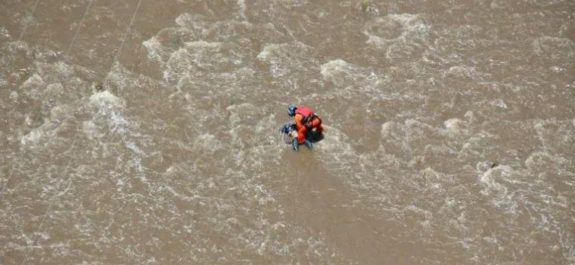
1,0,574,264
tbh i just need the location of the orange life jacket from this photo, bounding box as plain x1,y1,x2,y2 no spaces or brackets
295,106,318,128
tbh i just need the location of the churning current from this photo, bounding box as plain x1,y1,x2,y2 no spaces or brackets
0,0,574,264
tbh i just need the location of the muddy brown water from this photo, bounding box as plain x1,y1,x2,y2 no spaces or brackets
0,0,574,264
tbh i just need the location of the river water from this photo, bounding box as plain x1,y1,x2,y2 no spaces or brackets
0,0,574,264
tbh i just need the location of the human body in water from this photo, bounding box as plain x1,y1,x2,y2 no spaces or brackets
287,104,324,151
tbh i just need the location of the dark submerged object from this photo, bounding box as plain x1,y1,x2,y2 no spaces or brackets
279,122,323,151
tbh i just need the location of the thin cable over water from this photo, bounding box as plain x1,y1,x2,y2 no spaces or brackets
65,0,95,56
112,0,144,64
17,0,41,41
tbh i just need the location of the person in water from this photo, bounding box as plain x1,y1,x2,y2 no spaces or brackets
287,104,324,150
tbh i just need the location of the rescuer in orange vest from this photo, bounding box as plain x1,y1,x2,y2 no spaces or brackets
287,104,324,150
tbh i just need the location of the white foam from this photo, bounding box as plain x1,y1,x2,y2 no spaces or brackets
160,40,229,83
184,40,222,49
315,125,360,176
20,105,74,147
531,0,567,7
256,43,281,61
524,151,568,171
380,121,397,139
257,43,294,78
444,118,463,132
0,26,10,40
10,90,18,101
464,111,476,124
143,26,201,66
193,133,221,154
20,128,45,146
48,105,71,122
82,120,101,140
89,91,126,110
45,83,64,99
175,13,200,29
478,165,517,211
257,42,312,62
490,99,508,109
142,36,164,64
320,59,352,85
20,73,45,99
489,0,507,9
444,65,479,80
237,0,247,19
163,47,190,82
364,14,429,47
